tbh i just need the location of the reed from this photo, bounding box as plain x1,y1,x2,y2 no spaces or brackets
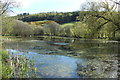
1,50,37,78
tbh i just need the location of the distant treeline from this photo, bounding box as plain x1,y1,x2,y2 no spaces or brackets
17,11,79,24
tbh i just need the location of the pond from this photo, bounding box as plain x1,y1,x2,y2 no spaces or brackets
2,37,120,78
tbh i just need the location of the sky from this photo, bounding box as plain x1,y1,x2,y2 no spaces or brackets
10,0,85,15
10,0,101,16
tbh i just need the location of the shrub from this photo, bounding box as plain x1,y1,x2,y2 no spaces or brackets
43,22,61,36
34,26,44,35
2,17,15,36
12,20,34,37
71,22,89,38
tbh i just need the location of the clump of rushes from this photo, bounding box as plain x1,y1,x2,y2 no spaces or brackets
1,50,37,78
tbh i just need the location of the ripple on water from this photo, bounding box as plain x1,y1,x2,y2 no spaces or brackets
6,49,86,78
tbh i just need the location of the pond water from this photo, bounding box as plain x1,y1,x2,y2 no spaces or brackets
2,37,120,78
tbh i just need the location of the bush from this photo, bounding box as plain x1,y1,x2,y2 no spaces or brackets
34,26,44,35
2,17,15,36
12,20,34,37
43,22,61,36
62,25,73,37
71,22,89,38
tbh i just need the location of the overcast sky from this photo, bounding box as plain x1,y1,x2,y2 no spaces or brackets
10,0,101,16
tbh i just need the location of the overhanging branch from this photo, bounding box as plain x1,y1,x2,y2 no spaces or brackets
91,14,119,26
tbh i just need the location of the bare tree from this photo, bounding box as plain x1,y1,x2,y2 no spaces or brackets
0,0,17,16
110,0,120,5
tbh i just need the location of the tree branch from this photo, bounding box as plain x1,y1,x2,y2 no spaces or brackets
110,0,120,5
0,1,15,16
91,14,119,26
96,21,108,31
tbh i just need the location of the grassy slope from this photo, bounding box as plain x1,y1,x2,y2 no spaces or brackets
27,20,76,28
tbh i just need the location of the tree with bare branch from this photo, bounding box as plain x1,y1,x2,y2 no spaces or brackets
0,0,17,16
110,0,120,5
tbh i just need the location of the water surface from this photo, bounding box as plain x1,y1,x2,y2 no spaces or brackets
2,37,119,78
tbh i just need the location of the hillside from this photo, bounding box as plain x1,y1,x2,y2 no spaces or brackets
16,11,79,24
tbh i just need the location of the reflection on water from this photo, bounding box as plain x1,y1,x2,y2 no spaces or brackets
3,37,119,78
6,49,83,78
